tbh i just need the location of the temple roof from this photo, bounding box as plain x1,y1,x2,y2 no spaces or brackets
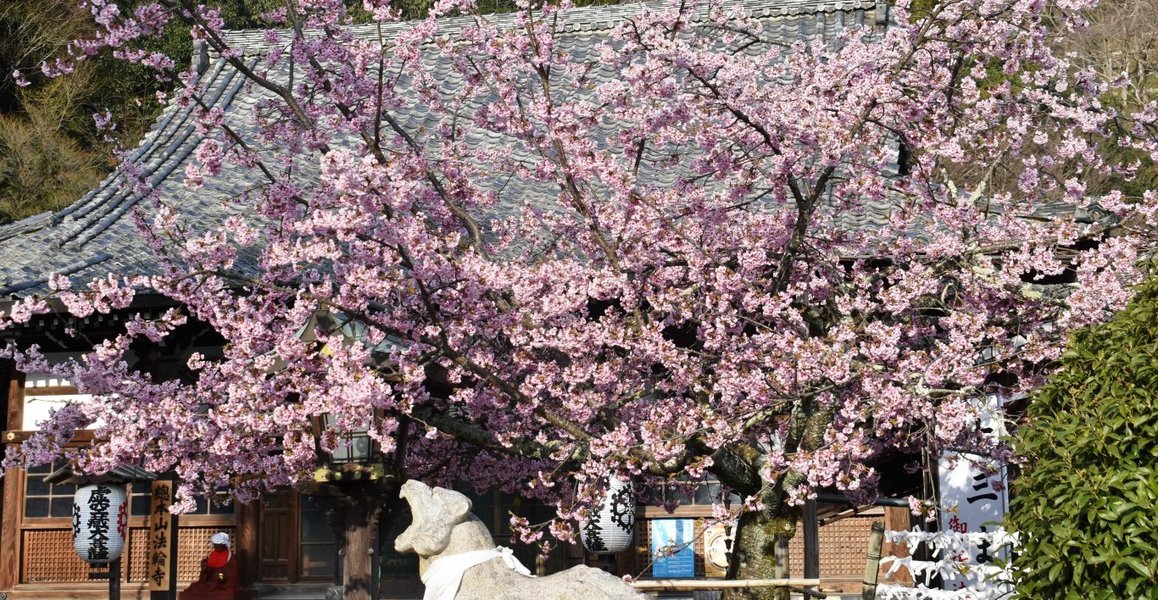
0,0,891,299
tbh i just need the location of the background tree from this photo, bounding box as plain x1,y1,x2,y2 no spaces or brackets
1052,0,1158,198
1010,272,1158,599
0,0,349,223
1,0,112,221
2,0,1156,599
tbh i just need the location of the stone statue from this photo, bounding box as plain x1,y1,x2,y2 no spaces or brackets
179,532,253,600
395,480,645,600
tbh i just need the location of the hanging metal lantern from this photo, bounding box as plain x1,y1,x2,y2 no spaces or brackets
580,476,635,554
72,484,128,564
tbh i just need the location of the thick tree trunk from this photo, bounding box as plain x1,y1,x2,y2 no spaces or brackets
720,505,797,600
332,481,399,600
706,404,830,600
338,490,378,600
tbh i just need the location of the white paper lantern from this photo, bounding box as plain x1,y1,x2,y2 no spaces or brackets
72,484,128,564
580,476,635,554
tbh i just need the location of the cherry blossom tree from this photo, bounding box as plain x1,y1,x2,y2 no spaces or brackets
3,0,1156,597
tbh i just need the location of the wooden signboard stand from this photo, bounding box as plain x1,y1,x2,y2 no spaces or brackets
149,480,180,600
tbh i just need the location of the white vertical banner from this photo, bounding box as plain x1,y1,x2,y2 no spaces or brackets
937,394,1011,592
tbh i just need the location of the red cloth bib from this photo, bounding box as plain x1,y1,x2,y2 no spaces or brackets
206,549,230,569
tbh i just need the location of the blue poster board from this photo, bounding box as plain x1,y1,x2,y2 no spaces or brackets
651,519,696,578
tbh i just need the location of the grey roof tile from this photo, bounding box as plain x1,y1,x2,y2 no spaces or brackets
0,0,881,299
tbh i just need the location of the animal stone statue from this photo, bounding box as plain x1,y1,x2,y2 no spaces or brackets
395,480,646,600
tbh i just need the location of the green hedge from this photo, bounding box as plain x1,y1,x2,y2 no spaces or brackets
1011,275,1158,598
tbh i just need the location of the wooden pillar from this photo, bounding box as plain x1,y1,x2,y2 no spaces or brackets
110,556,122,600
0,464,20,590
861,521,884,600
882,506,913,585
372,508,388,600
338,486,379,600
773,536,790,600
0,365,25,591
802,498,820,598
236,500,260,587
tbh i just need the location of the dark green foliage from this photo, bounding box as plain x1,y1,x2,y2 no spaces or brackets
1011,274,1158,599
0,75,107,222
1,0,192,222
0,0,360,224
1,1,108,219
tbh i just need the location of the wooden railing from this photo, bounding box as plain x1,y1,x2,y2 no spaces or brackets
631,578,828,598
631,578,821,590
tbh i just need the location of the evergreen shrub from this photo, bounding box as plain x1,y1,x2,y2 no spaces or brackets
1011,275,1158,598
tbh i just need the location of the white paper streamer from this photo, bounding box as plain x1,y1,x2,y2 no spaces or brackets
877,527,1018,599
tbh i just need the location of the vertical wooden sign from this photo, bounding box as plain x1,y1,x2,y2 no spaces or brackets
148,481,174,593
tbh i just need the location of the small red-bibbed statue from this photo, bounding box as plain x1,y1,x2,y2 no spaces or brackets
179,532,251,600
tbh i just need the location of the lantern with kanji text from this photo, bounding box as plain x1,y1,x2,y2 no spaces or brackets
579,476,635,554
72,483,128,564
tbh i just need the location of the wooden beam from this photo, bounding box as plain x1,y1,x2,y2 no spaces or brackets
312,463,387,483
21,385,80,396
637,504,716,519
2,430,96,445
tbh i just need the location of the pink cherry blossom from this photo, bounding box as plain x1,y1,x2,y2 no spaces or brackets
0,0,1154,550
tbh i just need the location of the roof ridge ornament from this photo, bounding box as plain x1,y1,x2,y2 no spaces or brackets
193,39,210,77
